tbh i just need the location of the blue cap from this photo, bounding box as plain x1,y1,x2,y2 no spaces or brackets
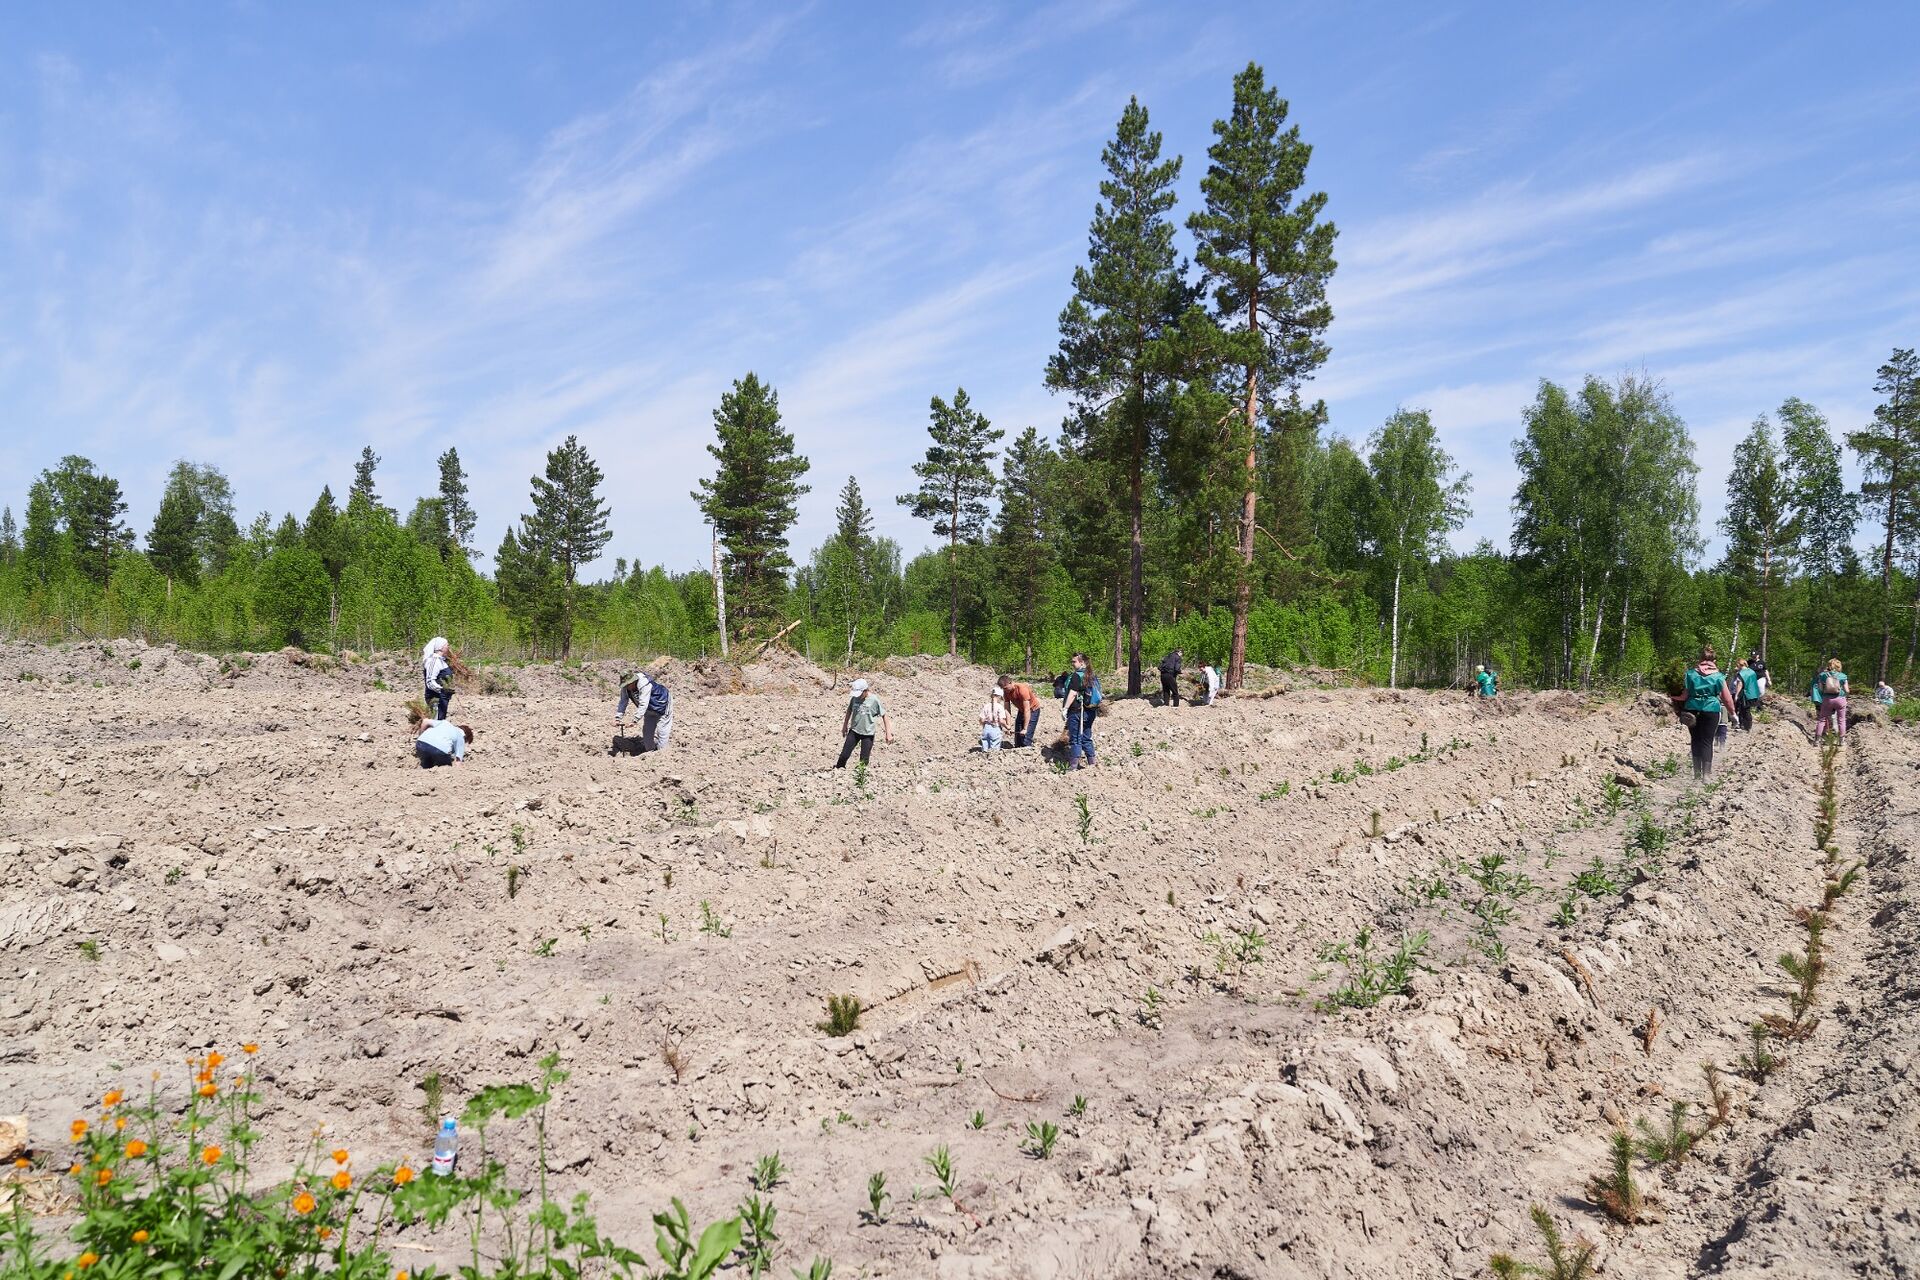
440,1117,457,1130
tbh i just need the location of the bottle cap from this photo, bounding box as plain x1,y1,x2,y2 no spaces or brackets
440,1116,457,1130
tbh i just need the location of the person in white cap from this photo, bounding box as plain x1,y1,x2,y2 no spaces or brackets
836,677,893,768
979,685,1010,751
614,671,672,753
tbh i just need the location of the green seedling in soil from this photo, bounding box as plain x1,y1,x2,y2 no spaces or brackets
510,822,528,856
793,1259,834,1280
1573,859,1618,898
1074,793,1092,845
1051,759,1070,775
1329,765,1353,784
1131,742,1144,758
820,994,863,1037
76,939,101,962
923,1146,958,1199
738,1193,778,1277
1551,894,1578,929
1368,810,1384,838
419,1070,445,1132
1738,1023,1781,1082
1259,781,1292,800
533,936,557,957
1022,1121,1061,1160
1701,1063,1734,1132
1634,1100,1699,1170
1822,864,1862,908
1385,756,1406,771
658,912,677,943
1400,872,1450,905
673,800,701,825
1165,889,1176,907
968,1110,985,1130
506,863,523,899
750,1152,786,1192
1600,779,1626,817
575,923,592,941
1317,927,1431,1010
1586,1131,1653,1225
1138,986,1164,1028
1067,1095,1088,1119
1625,810,1670,868
1763,916,1825,1041
649,1197,741,1280
164,865,183,885
852,761,871,795
1203,925,1269,988
1469,851,1536,899
698,900,732,938
759,850,777,869
1653,753,1680,778
864,1172,890,1224
1489,1203,1599,1280
663,867,675,888
1356,759,1375,776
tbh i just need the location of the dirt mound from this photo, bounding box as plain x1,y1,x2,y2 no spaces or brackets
0,645,1912,1277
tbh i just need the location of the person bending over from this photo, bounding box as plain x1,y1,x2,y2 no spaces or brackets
614,671,673,753
415,718,473,769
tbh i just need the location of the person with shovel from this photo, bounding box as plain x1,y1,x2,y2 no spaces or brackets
613,671,673,753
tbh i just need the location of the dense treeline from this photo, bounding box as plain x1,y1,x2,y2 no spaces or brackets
3,66,1918,693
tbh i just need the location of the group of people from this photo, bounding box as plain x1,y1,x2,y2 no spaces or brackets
1153,650,1221,708
1676,646,1899,780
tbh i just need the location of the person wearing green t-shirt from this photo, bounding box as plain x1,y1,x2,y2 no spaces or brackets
1473,665,1498,698
835,677,894,768
1679,646,1737,779
1732,657,1762,732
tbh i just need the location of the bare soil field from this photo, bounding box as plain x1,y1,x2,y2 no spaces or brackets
1,640,1915,1278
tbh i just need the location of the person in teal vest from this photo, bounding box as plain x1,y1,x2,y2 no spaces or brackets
1473,664,1498,698
1810,658,1850,743
1680,645,1737,779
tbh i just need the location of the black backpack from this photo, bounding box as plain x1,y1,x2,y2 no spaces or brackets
1052,672,1072,700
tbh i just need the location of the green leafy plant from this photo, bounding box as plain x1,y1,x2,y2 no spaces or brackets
506,862,522,899
1022,1121,1060,1160
864,1171,890,1224
1550,894,1578,929
698,901,732,938
738,1193,778,1277
1601,777,1627,815
923,1145,958,1199
1317,927,1432,1010
75,939,101,962
1738,1022,1780,1082
1259,780,1291,800
1066,1095,1087,1119
852,761,870,796
820,994,863,1038
164,865,183,885
651,1197,743,1280
1572,859,1617,898
791,1259,834,1280
1821,863,1862,908
1074,792,1092,845
967,1110,985,1130
1634,1100,1699,1170
419,1070,445,1133
533,936,557,958
658,912,677,943
1202,925,1269,989
1489,1203,1599,1279
1138,986,1163,1028
1585,1131,1652,1225
750,1151,786,1192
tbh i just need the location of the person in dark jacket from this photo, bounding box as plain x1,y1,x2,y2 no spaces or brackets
1157,649,1183,707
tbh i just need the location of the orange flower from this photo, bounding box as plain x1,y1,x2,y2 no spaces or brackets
330,1148,350,1166
113,1117,127,1131
292,1191,317,1215
101,1090,123,1108
194,1070,213,1085
77,1252,99,1268
241,1043,259,1054
396,1271,410,1280
11,1158,26,1169
391,1164,415,1185
95,1169,113,1187
70,1119,89,1141
205,1051,225,1068
200,1145,221,1166
68,1163,82,1176
317,1226,334,1240
125,1140,148,1159
197,1082,217,1099
131,1230,149,1244
330,1170,351,1191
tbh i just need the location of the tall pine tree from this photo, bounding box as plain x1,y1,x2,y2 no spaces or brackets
44,456,130,585
437,447,477,556
1720,417,1795,662
0,507,16,565
1047,97,1191,695
993,426,1057,674
694,374,810,640
1189,61,1337,689
1847,348,1920,681
349,445,382,512
518,435,612,658
899,387,1002,657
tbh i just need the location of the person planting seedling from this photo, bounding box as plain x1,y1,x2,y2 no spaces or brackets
613,670,673,753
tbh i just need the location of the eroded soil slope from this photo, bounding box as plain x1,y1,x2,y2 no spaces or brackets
1,641,1913,1278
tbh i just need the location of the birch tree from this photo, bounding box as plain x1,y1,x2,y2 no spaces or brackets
1365,409,1468,687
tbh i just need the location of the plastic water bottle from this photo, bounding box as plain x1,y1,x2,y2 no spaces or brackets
431,1117,458,1177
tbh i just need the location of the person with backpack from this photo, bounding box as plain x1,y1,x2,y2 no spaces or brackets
1473,664,1498,699
998,675,1042,747
1811,658,1850,742
835,677,893,768
1678,645,1736,779
421,637,470,721
1157,649,1183,707
613,671,673,753
1062,652,1100,769
1733,657,1762,732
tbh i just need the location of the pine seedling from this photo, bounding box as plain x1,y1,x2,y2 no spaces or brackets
968,1110,985,1130
1586,1131,1652,1224
1763,911,1826,1040
819,994,863,1038
419,1071,445,1134
1701,1062,1734,1132
1489,1203,1599,1279
738,1193,778,1277
1738,1023,1780,1082
923,1145,958,1199
1368,809,1384,838
864,1171,890,1223
1022,1121,1060,1159
1074,793,1092,845
750,1152,786,1192
1634,1100,1698,1170
792,1260,833,1280
506,863,522,899
1821,863,1862,909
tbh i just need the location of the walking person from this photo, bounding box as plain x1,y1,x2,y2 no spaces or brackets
1748,652,1770,697
978,685,1010,752
1679,645,1736,779
835,678,893,768
1062,652,1100,769
1733,657,1761,732
1812,658,1850,743
613,671,673,753
1157,649,1183,707
999,675,1042,747
421,637,470,721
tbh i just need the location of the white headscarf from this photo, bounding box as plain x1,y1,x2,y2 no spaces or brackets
423,637,449,679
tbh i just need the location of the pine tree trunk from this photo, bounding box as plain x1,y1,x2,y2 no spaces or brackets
1128,441,1145,696
1227,305,1260,692
1112,579,1123,673
1388,561,1402,689
948,483,960,658
1882,478,1899,683
1759,544,1771,663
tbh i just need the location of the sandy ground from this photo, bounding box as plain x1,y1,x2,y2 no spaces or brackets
1,640,1914,1278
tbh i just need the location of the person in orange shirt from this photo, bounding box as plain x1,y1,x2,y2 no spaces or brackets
997,675,1042,748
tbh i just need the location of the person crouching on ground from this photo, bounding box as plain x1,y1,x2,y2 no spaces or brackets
979,685,1010,752
414,716,473,768
614,671,673,752
421,636,470,720
1876,678,1896,711
998,675,1041,747
1473,664,1497,699
1812,658,1850,743
836,678,893,768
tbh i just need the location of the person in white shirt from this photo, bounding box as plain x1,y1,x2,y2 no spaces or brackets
613,672,673,752
1202,663,1221,706
421,637,470,721
979,686,1010,751
415,719,473,769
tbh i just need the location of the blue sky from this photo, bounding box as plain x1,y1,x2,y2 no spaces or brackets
4,2,1917,576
